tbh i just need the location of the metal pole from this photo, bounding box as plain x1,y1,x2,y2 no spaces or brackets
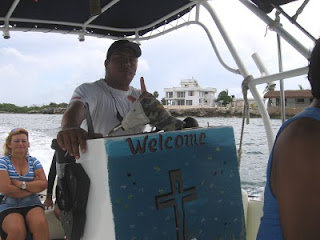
277,34,286,123
252,67,308,85
239,0,310,59
202,1,275,153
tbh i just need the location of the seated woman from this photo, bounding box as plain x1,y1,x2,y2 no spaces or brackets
0,128,49,240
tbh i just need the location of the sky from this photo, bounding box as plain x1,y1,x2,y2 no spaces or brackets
0,0,319,107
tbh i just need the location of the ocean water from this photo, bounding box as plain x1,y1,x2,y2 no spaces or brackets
0,113,282,197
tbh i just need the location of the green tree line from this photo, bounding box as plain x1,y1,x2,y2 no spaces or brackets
0,102,68,113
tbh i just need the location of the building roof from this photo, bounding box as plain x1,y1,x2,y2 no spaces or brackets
164,86,217,93
264,90,312,98
164,78,217,93
180,79,199,86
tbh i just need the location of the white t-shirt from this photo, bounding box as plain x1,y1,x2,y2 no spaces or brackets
70,79,145,136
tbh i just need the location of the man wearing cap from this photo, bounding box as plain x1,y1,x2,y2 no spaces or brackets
57,39,145,159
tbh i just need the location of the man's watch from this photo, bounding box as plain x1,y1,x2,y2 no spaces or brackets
21,181,27,190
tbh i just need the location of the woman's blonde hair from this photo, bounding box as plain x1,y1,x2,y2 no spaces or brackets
3,128,29,156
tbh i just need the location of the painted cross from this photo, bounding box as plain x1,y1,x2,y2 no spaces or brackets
155,169,198,240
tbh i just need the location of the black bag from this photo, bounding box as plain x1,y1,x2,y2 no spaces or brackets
56,162,90,240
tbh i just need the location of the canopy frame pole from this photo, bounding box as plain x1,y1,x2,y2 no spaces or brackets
277,33,286,123
3,0,21,39
271,3,316,42
81,0,121,39
202,1,275,152
238,0,310,59
252,67,308,85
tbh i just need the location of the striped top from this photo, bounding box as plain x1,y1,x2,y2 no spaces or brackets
0,155,43,181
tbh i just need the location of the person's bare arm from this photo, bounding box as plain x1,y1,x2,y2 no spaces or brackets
57,101,88,159
61,101,86,130
271,118,320,239
0,171,32,198
12,168,48,194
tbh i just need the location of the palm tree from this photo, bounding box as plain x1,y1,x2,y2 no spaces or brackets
215,90,233,106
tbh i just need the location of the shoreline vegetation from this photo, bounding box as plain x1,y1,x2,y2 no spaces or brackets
0,103,305,119
0,102,68,114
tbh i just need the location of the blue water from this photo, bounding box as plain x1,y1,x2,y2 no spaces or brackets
0,113,282,196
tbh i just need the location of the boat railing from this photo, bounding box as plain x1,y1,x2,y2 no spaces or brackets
135,0,312,153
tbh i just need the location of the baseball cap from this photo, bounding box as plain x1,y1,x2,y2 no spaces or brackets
106,40,141,59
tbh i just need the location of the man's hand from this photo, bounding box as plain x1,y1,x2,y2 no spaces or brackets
57,128,88,159
128,77,152,102
44,196,54,209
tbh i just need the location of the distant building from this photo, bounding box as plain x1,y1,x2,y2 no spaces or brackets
264,90,312,108
164,78,217,107
231,98,257,108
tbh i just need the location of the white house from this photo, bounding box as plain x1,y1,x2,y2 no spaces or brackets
164,78,217,107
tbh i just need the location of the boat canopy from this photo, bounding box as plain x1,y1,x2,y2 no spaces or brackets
251,0,297,13
0,0,298,39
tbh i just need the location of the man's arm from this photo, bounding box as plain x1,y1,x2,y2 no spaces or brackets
46,153,57,195
61,101,86,129
271,118,320,239
57,101,88,159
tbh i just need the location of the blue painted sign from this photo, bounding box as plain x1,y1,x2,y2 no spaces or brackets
106,127,245,240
